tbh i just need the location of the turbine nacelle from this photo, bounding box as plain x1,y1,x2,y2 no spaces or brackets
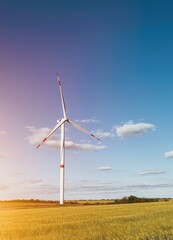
57,118,68,123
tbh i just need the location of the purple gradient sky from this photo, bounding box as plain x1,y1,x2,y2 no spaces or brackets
1,0,173,200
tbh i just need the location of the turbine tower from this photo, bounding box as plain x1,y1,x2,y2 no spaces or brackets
36,74,100,205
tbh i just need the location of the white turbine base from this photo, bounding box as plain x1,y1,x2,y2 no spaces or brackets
60,123,65,205
60,165,64,205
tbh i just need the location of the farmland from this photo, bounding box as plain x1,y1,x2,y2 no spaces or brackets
1,201,173,240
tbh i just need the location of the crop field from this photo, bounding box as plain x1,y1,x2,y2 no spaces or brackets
1,201,173,240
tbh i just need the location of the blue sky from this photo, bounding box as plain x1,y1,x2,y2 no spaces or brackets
1,0,173,200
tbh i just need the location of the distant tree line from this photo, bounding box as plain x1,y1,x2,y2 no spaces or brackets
0,199,57,203
0,196,170,205
114,195,169,204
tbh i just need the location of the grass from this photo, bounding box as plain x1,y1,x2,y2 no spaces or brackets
1,201,173,240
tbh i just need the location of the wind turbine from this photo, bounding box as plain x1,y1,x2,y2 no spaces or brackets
36,73,100,205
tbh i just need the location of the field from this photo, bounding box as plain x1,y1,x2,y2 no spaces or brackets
1,201,173,240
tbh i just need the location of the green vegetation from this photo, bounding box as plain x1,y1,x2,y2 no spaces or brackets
113,195,169,204
1,201,173,240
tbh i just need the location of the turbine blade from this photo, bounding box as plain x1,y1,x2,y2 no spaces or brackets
36,119,65,148
68,120,100,140
56,73,67,119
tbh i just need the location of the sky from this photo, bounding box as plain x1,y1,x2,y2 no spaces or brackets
1,0,173,201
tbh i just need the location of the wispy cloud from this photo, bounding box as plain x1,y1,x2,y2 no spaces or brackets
3,179,173,200
97,167,112,171
0,152,10,160
46,140,107,151
94,129,114,139
6,179,59,197
83,121,155,140
65,181,173,196
26,126,58,145
139,170,167,176
75,117,99,124
14,172,23,176
165,151,173,158
115,121,155,138
0,130,6,135
27,126,107,151
123,183,173,191
17,179,47,186
27,179,45,185
0,183,10,191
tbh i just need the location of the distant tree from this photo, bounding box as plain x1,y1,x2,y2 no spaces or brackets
114,195,162,204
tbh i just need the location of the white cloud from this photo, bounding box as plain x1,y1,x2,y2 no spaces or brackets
165,151,173,158
97,167,112,171
75,118,99,124
139,170,167,175
94,129,114,139
26,126,59,145
115,121,155,138
46,140,107,151
27,126,107,151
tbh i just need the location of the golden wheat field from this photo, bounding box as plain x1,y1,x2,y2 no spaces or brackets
0,201,173,240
